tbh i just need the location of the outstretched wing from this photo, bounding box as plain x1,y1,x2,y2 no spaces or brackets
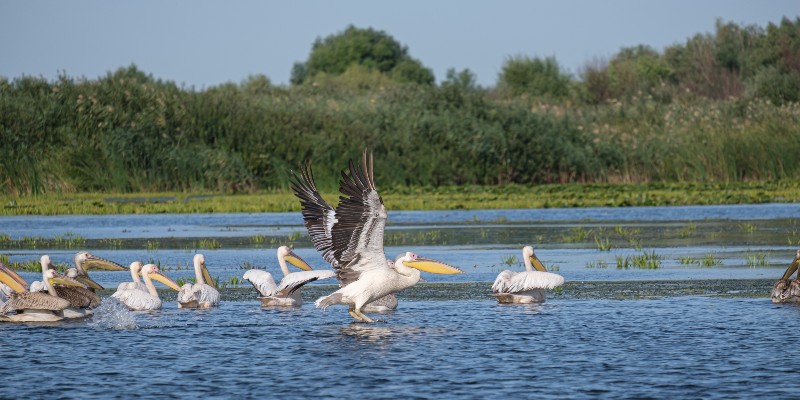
494,270,564,293
243,269,278,297
290,160,339,267
330,151,388,285
277,270,337,295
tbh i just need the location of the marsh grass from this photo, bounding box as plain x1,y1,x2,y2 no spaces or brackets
586,260,609,269
681,254,724,267
738,223,757,234
195,239,222,250
616,251,663,269
745,251,769,267
0,232,86,250
500,255,518,266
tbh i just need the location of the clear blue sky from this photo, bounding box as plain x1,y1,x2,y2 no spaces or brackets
1,0,797,88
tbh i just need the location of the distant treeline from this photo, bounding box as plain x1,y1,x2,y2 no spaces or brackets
1,18,799,195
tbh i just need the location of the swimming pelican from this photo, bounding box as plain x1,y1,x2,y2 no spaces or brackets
37,252,126,308
113,263,182,310
771,250,800,303
492,246,565,304
38,255,100,318
0,262,82,322
114,261,147,293
290,159,399,311
243,246,336,307
311,151,463,322
177,254,220,308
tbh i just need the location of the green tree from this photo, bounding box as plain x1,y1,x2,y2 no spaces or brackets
497,56,571,99
291,25,434,86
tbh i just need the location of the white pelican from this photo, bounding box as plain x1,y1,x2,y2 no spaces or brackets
38,255,99,318
308,151,463,322
114,261,147,293
34,252,126,308
492,246,565,304
771,250,800,303
113,263,182,310
177,254,220,308
243,246,336,307
290,159,399,312
0,262,83,322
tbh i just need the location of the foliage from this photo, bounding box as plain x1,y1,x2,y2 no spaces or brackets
497,55,571,99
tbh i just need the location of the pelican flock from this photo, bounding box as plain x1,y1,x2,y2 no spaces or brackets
0,261,84,322
243,246,335,306
492,246,565,304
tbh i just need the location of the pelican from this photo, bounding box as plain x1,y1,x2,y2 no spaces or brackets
0,262,83,322
114,261,147,293
771,250,800,303
290,159,399,312
492,246,565,303
243,246,336,307
177,254,220,308
309,151,463,322
35,252,126,309
113,263,182,310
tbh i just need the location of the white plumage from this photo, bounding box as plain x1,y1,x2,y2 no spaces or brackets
243,246,336,306
115,261,147,293
177,254,220,308
492,246,565,303
113,263,181,310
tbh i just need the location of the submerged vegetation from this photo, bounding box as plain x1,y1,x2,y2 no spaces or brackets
1,19,798,202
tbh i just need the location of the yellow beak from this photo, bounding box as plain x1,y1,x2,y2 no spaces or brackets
0,264,29,293
75,275,105,290
403,257,464,274
49,276,86,288
285,251,313,271
83,254,127,271
150,271,182,291
200,262,216,289
529,255,547,272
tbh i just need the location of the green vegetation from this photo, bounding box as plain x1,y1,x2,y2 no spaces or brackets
745,251,769,267
616,251,663,269
1,19,798,200
680,254,724,267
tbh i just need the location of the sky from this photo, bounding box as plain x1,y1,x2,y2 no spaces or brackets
0,1,797,89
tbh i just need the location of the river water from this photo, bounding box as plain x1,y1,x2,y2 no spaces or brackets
1,203,800,398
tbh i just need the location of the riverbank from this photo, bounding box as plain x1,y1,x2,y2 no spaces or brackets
2,180,799,215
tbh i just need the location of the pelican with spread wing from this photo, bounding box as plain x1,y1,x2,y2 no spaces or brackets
310,151,463,322
492,246,565,304
243,246,336,306
290,160,399,312
177,254,220,308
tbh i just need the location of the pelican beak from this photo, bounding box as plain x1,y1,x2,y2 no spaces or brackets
403,257,464,274
49,276,86,288
529,255,547,272
200,262,216,289
75,275,105,290
285,250,313,271
151,271,182,291
0,263,29,293
83,254,127,271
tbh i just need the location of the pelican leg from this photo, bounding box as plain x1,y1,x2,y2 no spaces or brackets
353,308,376,323
348,306,365,322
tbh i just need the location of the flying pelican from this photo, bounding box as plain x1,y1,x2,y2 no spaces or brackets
290,160,399,312
0,262,83,322
771,250,800,303
310,151,464,322
243,246,336,306
114,261,147,293
113,263,182,310
492,246,565,303
177,254,220,308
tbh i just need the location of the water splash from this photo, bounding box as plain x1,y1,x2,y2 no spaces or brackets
89,297,138,330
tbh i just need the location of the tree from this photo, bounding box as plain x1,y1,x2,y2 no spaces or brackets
290,25,434,86
497,56,571,99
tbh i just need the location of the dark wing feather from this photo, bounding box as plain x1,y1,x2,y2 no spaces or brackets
330,151,388,285
290,160,339,267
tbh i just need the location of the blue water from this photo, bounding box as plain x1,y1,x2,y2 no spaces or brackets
2,297,799,398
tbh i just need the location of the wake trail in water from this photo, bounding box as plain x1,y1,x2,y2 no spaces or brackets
89,297,138,330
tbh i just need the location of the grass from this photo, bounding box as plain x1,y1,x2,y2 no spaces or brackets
745,251,769,267
616,251,663,269
586,260,609,269
2,180,800,216
500,255,518,266
679,254,723,267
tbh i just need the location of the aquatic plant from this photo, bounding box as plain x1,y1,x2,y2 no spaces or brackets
678,223,697,238
744,251,769,267
594,236,613,251
697,254,723,267
586,260,609,269
563,227,592,243
145,240,159,251
250,234,266,244
738,223,756,234
500,255,518,266
617,251,662,269
195,239,222,250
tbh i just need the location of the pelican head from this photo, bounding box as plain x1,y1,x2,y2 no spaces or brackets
141,264,182,291
277,246,313,271
0,263,28,293
129,261,143,275
194,254,215,287
74,251,126,273
523,245,547,272
398,252,463,274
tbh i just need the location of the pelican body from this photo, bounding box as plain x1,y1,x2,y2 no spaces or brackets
113,263,181,310
492,246,565,304
0,260,85,322
177,254,220,308
243,246,336,307
772,250,800,304
298,151,463,322
115,261,147,293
